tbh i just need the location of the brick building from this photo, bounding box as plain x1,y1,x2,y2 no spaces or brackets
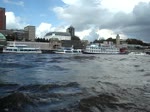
0,7,6,30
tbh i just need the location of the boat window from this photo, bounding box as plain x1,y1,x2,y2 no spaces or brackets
6,49,12,51
66,51,72,53
73,50,78,53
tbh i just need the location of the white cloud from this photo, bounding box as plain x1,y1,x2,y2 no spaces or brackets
54,7,72,20
36,23,67,38
6,12,27,29
97,29,127,40
97,29,115,39
76,28,127,41
53,0,113,41
54,0,110,29
54,0,150,42
61,0,150,13
36,23,52,38
101,0,150,13
3,0,24,6
76,29,91,40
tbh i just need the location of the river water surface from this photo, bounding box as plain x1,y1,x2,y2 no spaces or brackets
0,54,150,112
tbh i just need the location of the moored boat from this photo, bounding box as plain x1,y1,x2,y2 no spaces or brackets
54,46,82,54
82,43,127,54
3,42,42,53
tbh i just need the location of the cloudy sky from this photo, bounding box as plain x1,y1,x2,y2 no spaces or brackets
1,0,150,42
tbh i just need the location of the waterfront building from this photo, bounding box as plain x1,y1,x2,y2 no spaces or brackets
0,7,6,30
0,33,7,52
0,29,28,41
44,27,83,49
24,26,35,41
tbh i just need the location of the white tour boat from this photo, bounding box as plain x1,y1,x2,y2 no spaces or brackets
54,46,82,54
82,43,126,54
3,43,42,53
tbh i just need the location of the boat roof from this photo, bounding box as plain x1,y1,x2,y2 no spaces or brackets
8,44,28,47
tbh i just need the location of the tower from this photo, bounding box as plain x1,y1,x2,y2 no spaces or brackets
66,26,75,37
24,26,35,41
116,34,120,48
0,7,6,30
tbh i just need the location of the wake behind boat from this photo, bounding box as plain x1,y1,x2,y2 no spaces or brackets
3,42,42,53
128,52,147,55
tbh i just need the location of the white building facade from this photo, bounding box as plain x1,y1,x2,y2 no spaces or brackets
44,32,71,41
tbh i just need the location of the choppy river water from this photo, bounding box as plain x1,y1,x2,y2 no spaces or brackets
0,54,150,112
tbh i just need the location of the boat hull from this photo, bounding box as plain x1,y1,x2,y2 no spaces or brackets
3,50,42,54
82,51,120,54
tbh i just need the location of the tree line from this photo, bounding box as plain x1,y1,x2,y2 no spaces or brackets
93,38,150,46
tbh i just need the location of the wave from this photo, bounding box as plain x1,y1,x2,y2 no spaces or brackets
0,82,150,112
18,82,79,92
0,82,82,112
0,92,34,112
0,62,34,69
78,93,149,112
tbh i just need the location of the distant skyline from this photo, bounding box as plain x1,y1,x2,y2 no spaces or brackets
0,0,150,42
